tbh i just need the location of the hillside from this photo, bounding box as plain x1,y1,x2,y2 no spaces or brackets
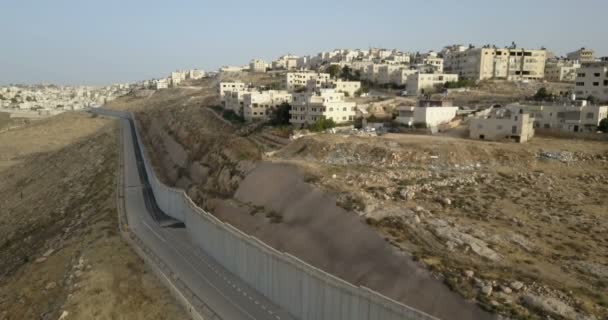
0,112,187,320
109,78,607,320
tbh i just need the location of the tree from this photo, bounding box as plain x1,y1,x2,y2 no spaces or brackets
340,65,356,81
587,95,600,105
308,118,336,132
269,102,291,126
533,87,553,101
327,65,341,78
599,118,608,133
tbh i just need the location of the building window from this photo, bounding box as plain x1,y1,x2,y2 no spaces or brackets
577,73,586,77
586,112,594,119
594,73,601,77
593,82,599,86
576,82,585,86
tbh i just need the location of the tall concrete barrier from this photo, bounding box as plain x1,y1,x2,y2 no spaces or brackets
131,113,439,320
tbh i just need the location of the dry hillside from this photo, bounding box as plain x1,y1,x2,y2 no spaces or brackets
0,112,187,320
111,77,606,320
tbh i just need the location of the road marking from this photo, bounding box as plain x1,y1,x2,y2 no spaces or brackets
143,221,167,243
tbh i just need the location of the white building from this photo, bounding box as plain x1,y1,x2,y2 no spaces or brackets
242,90,292,121
469,107,535,143
219,81,246,97
545,59,580,82
405,73,459,94
187,69,205,80
395,100,458,127
574,61,608,102
171,71,186,87
154,79,169,90
286,72,330,91
290,89,356,126
249,59,268,73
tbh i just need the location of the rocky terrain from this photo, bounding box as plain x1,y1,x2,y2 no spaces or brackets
0,112,187,320
275,133,608,320
110,77,608,320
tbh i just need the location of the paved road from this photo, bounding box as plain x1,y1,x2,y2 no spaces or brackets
95,109,295,320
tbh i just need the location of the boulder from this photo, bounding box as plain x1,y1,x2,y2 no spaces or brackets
522,294,595,320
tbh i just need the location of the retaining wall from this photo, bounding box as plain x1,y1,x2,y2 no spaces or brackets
131,113,438,320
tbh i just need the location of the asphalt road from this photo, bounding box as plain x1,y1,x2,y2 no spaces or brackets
95,109,294,320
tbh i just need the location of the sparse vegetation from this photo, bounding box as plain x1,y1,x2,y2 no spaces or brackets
268,102,291,126
308,117,336,132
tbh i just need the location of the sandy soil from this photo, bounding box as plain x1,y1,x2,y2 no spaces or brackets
0,112,187,320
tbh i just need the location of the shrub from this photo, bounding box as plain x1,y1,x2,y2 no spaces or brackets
308,117,336,132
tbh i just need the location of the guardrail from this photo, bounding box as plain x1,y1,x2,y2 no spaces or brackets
131,112,439,320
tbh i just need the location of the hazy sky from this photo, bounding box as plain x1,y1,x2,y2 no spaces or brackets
1,0,606,86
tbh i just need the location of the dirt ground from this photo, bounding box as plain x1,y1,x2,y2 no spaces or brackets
274,133,608,320
0,112,187,320
445,80,574,107
114,76,607,320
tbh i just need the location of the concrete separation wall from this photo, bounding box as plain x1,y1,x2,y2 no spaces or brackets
131,113,439,320
116,119,219,320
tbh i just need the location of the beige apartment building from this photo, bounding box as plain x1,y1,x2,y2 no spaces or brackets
567,48,595,63
289,89,356,126
444,47,547,80
378,65,404,85
469,108,535,143
286,72,330,91
545,59,580,82
249,59,268,73
509,102,608,133
406,73,458,94
219,81,246,97
242,90,292,121
574,61,608,102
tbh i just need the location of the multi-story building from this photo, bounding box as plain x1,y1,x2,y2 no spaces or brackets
273,55,299,70
567,48,595,63
444,47,547,80
378,65,404,85
187,69,205,80
249,59,268,73
545,59,580,82
392,69,418,86
154,79,169,90
469,107,535,143
574,61,608,102
509,101,608,133
405,73,458,94
289,89,356,126
362,64,384,83
242,90,292,121
286,72,330,91
219,81,246,97
224,89,252,115
170,71,186,87
307,79,362,97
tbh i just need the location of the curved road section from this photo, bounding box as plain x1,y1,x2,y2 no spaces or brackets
97,109,295,320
